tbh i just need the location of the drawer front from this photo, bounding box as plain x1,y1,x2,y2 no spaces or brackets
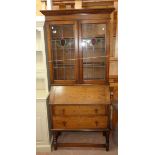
53,105,107,116
52,116,108,129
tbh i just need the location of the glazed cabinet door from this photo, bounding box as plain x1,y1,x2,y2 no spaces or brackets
79,20,110,84
46,21,79,85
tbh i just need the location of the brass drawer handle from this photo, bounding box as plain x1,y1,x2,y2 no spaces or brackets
95,109,98,114
62,109,65,115
62,121,66,127
95,121,98,126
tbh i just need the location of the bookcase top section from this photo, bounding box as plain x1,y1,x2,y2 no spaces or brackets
41,8,115,16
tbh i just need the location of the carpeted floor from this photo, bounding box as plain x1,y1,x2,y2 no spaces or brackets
37,132,118,155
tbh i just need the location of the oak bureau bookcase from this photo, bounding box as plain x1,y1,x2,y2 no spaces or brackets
41,8,115,151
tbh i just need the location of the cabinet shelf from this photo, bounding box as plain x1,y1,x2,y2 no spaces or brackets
53,63,75,65
54,67,74,69
52,48,105,51
83,62,105,64
52,38,74,41
84,66,105,68
36,65,45,71
82,37,105,39
82,47,105,49
52,48,75,50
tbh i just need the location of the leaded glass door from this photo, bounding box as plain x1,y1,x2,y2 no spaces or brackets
79,21,109,84
47,21,78,84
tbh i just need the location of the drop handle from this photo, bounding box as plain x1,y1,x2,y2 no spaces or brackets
95,121,98,126
62,121,66,127
62,109,65,115
95,109,98,114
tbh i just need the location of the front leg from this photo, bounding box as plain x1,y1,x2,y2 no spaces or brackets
57,131,61,138
103,131,106,136
53,131,58,150
105,131,110,151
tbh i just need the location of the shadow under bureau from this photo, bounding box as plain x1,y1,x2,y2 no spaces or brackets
49,85,111,151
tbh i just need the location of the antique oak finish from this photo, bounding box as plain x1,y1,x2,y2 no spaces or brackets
41,8,114,151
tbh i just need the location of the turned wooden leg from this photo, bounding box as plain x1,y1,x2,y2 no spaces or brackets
50,136,53,151
57,131,61,138
105,131,110,151
53,132,58,150
103,131,106,136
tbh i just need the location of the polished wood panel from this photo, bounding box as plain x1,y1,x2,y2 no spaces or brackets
50,85,110,105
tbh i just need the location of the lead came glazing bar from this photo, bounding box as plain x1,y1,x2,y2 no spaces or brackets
48,55,108,63
93,44,95,79
61,25,65,80
70,39,72,80
81,24,106,80
86,40,88,79
55,39,58,80
50,23,107,81
63,46,65,80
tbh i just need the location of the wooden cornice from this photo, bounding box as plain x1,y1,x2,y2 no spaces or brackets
41,7,115,16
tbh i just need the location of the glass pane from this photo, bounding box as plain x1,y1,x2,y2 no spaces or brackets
81,24,106,80
51,24,75,80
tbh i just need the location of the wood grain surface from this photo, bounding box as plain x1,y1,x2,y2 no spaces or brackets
50,85,110,105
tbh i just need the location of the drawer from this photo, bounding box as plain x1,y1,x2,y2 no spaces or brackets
52,116,108,129
53,105,108,116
